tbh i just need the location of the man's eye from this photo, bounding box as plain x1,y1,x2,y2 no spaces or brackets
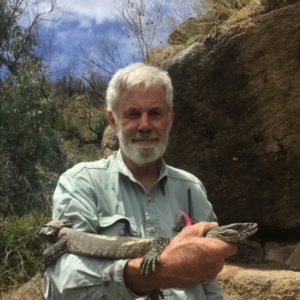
127,112,139,117
150,110,161,116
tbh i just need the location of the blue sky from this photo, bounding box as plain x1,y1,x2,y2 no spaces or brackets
38,0,198,77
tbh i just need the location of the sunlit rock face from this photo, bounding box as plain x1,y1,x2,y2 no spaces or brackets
163,3,300,237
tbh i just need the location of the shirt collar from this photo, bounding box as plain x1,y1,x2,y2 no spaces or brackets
106,149,168,190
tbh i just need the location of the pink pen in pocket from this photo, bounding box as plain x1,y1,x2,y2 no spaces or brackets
179,210,193,226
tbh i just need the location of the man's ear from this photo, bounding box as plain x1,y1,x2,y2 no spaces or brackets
168,110,174,133
107,110,117,134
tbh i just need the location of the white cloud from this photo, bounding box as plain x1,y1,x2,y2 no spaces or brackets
63,0,118,25
33,0,195,77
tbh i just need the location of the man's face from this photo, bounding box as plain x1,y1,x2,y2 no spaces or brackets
109,84,174,166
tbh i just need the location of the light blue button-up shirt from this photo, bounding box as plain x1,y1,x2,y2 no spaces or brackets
44,151,223,299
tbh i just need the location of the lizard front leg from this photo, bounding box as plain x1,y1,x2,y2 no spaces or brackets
43,236,68,268
140,237,171,276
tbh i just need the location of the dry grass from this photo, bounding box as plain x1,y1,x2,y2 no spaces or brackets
0,274,43,300
195,0,253,29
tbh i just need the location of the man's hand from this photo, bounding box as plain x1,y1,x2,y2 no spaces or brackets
124,222,237,293
158,221,237,286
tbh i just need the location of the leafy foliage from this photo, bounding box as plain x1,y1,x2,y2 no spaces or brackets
0,212,46,292
0,0,57,76
93,111,108,135
0,68,66,182
53,88,108,150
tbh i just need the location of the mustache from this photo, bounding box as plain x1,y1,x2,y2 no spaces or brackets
131,131,158,140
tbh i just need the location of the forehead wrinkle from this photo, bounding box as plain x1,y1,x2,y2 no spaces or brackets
117,84,169,117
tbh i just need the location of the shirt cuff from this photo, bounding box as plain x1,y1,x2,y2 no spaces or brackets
101,259,146,300
123,260,152,299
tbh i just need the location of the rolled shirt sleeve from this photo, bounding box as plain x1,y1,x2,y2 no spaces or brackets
44,254,138,299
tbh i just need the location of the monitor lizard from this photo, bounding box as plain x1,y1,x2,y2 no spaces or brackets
39,219,258,300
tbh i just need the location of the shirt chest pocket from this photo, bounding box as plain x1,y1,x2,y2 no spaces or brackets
98,215,141,237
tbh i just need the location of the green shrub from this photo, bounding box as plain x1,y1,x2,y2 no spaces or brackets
0,212,46,292
0,68,66,183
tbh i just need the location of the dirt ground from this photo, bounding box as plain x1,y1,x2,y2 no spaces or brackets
0,274,43,300
2,264,300,300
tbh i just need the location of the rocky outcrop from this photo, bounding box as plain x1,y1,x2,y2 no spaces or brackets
163,2,300,237
167,18,210,45
147,45,184,67
286,243,300,270
100,126,119,158
225,239,299,269
218,264,300,299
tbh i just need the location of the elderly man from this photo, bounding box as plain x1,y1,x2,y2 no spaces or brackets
44,63,236,299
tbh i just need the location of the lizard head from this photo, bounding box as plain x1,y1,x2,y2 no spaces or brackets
206,223,258,243
39,219,73,242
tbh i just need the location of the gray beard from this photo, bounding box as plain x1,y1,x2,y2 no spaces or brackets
116,125,170,166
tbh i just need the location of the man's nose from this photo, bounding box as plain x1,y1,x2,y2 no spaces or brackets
138,113,151,131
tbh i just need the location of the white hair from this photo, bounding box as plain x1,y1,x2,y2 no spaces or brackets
106,63,173,113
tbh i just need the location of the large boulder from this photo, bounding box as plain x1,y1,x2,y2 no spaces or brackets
163,3,300,235
218,264,300,299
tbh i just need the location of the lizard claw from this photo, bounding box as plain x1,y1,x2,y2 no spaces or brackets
140,237,170,276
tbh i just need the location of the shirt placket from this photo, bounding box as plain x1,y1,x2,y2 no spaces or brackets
144,188,161,239
144,189,171,299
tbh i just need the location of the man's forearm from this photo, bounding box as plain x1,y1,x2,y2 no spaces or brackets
124,252,222,294
44,253,136,300
123,234,235,293
123,257,212,294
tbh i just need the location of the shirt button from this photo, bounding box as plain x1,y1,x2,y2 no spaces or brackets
119,229,125,236
147,197,152,202
151,227,156,233
118,296,124,300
